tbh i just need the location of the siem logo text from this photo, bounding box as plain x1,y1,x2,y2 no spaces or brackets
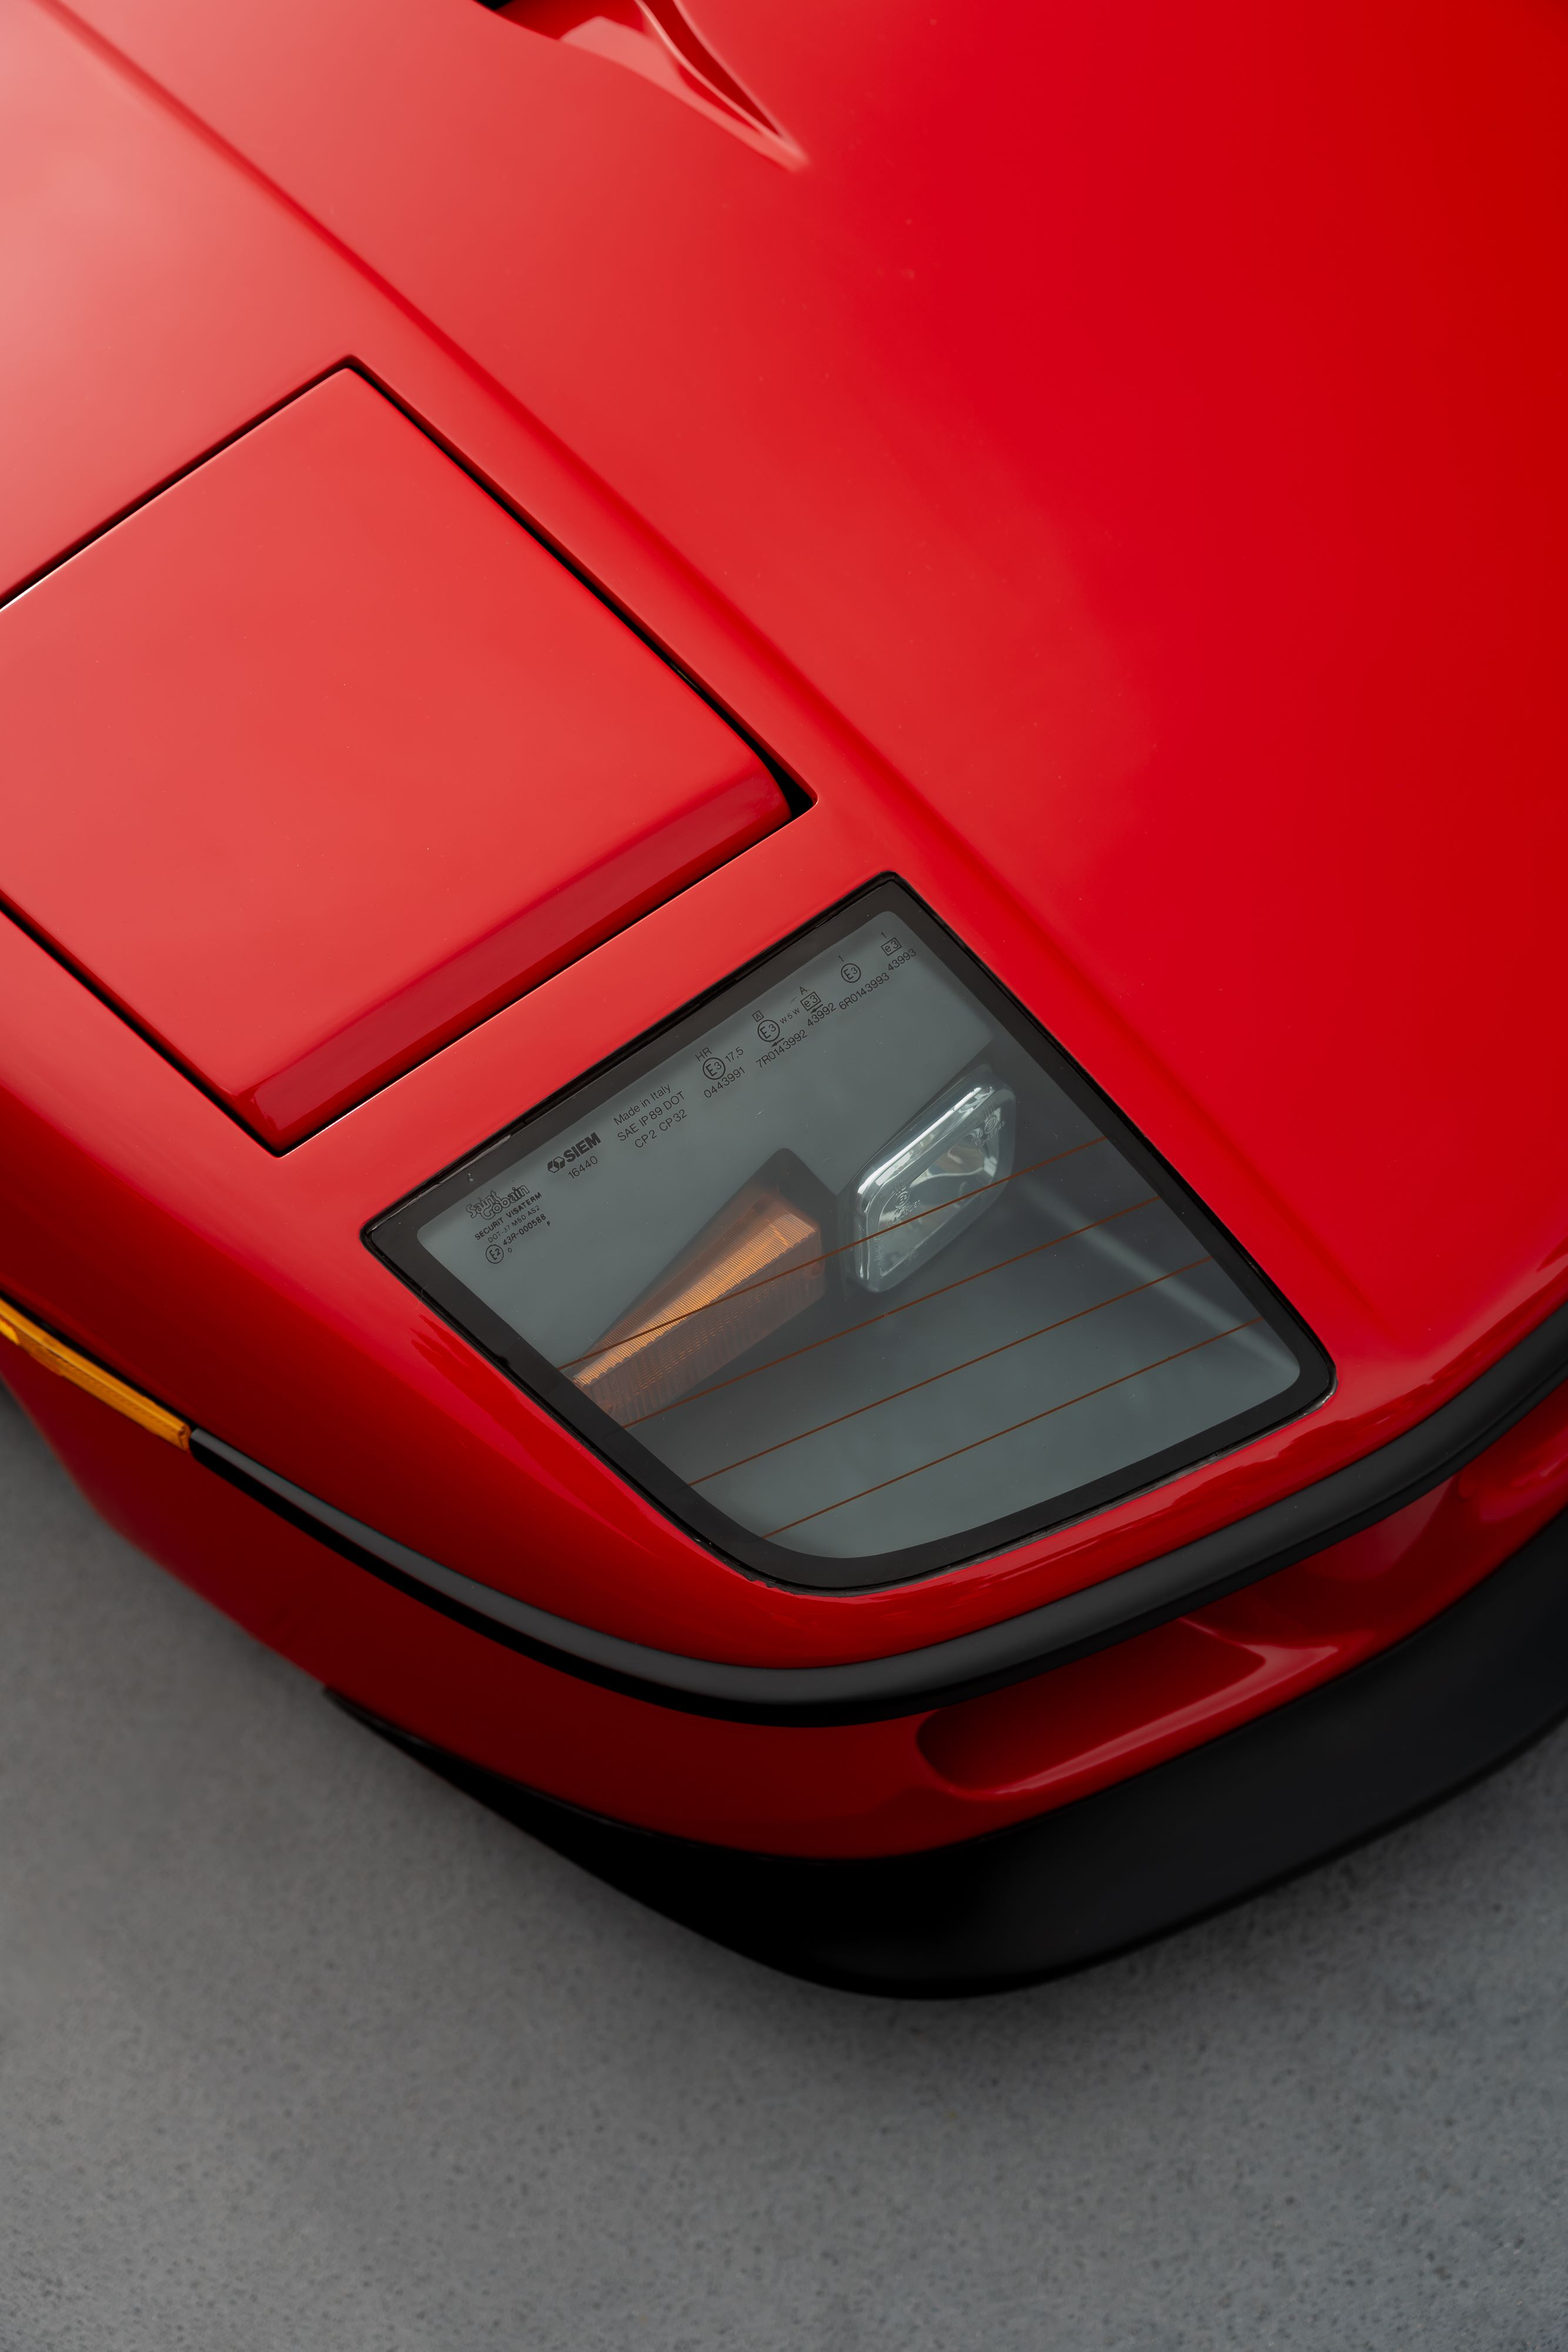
547,1131,600,1172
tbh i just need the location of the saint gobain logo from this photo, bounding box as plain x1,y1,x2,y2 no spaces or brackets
547,1131,600,1172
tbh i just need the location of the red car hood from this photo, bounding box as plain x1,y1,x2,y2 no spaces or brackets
4,0,1568,1651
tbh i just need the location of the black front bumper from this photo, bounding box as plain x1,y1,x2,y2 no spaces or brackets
338,1503,1568,1996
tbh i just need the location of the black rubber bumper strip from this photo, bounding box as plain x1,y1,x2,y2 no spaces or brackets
332,1498,1568,1996
190,1288,1568,1726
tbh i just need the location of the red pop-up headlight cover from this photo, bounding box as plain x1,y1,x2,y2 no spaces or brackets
0,369,787,1147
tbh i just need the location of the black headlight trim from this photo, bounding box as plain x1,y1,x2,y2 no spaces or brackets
365,878,1332,1592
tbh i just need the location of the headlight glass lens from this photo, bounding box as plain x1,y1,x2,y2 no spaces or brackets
851,1073,1015,1294
372,883,1329,1589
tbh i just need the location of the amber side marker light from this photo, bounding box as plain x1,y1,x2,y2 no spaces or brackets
0,1292,190,1449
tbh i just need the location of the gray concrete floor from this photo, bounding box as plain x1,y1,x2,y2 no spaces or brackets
1,1390,1566,2351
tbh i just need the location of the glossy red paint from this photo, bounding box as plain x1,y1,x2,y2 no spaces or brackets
0,368,783,1148
489,0,802,166
3,0,1568,1850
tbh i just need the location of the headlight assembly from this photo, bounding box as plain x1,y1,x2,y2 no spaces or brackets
370,883,1330,1591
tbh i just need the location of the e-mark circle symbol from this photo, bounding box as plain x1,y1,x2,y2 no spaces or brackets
485,1242,505,1265
841,962,861,983
757,1019,781,1044
702,1056,726,1081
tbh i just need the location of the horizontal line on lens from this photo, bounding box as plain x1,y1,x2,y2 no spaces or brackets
556,1137,1111,1372
621,1195,1165,1428
691,1258,1214,1485
762,1319,1264,1538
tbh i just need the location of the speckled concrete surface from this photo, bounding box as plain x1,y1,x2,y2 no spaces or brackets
2,1389,1566,2352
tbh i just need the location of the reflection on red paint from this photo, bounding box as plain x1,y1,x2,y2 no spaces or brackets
1457,1378,1568,1523
920,1612,1333,1798
492,0,801,163
918,1462,1552,1808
